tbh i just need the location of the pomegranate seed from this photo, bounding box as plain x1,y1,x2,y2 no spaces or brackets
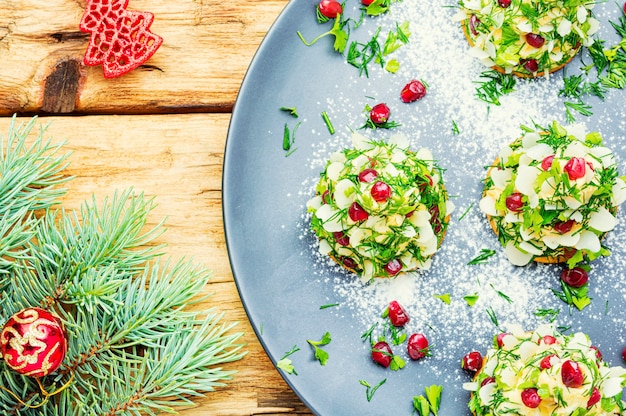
539,335,557,345
561,267,588,288
342,256,358,270
480,376,495,387
400,80,427,103
333,231,350,246
372,341,393,367
564,157,587,180
541,154,555,170
561,360,584,388
359,168,378,183
469,14,480,36
369,103,391,125
387,300,410,326
318,0,343,19
461,351,483,373
587,387,601,408
526,33,545,48
522,58,539,72
521,388,541,408
497,0,511,6
407,333,429,360
591,346,603,361
505,192,524,213
371,181,392,202
553,219,575,234
362,0,375,4
540,354,556,369
496,332,508,348
349,202,369,222
384,259,403,276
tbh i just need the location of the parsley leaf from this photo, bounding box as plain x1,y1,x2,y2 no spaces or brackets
307,332,332,365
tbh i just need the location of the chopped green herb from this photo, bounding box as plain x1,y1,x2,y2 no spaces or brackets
534,308,560,323
467,249,496,265
552,279,591,311
458,203,473,221
348,27,384,77
463,293,479,307
277,345,300,375
474,70,516,105
451,120,460,135
434,293,451,305
320,302,339,310
424,385,443,415
282,121,302,156
321,111,335,135
361,323,378,345
360,378,386,402
297,15,350,54
390,354,406,371
490,284,512,304
564,101,593,123
486,306,499,327
280,106,299,118
363,0,403,16
307,332,332,366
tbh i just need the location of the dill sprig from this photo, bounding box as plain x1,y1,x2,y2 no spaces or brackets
0,118,245,414
474,70,517,105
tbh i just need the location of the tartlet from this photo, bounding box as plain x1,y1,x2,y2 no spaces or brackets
457,0,600,77
464,324,626,415
479,121,626,266
307,133,453,282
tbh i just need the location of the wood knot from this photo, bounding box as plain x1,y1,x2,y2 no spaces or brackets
42,58,82,114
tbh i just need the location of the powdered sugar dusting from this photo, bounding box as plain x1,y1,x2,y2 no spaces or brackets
291,0,626,411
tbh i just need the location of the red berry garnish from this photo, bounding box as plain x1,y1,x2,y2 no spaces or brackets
333,231,350,246
461,351,483,373
526,33,545,48
317,0,343,19
480,376,495,386
387,300,410,326
369,103,391,125
622,345,626,363
541,154,555,170
564,157,587,180
469,14,480,36
561,360,584,388
561,267,588,288
592,345,603,361
497,0,511,7
362,0,375,4
359,168,378,183
505,192,524,213
384,259,403,276
371,181,392,202
539,335,557,345
587,387,601,408
522,58,539,72
342,256,358,270
553,219,575,234
407,333,429,360
496,332,509,348
400,80,427,103
540,354,556,369
349,202,369,222
372,341,393,367
521,388,541,408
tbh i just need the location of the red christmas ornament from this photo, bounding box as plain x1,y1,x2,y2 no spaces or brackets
1,308,67,377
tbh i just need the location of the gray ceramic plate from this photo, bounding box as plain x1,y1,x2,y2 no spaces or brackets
224,1,626,414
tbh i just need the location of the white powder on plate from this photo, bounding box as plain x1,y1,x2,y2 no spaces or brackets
295,0,626,389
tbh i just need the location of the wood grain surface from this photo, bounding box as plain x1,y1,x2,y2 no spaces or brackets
0,0,288,115
1,0,316,414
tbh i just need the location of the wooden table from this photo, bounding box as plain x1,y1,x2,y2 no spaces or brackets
1,0,313,414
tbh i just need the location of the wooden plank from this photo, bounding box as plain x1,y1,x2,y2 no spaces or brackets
0,0,288,115
0,114,313,415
